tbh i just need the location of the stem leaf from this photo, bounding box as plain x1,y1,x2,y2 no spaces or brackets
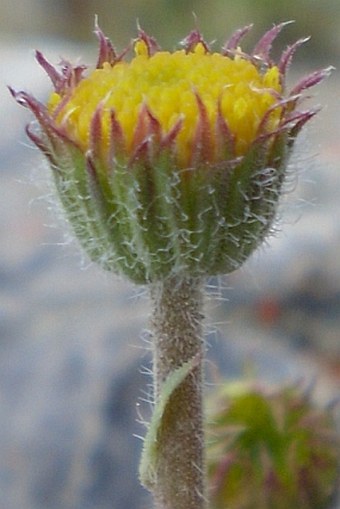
139,355,199,488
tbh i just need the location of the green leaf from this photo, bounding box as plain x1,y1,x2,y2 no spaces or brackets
139,355,198,488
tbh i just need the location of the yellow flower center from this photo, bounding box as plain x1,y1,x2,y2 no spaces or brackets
49,40,282,167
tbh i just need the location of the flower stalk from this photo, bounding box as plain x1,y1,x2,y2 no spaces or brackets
148,276,205,509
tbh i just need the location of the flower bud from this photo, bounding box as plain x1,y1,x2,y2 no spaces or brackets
11,23,331,283
207,381,339,509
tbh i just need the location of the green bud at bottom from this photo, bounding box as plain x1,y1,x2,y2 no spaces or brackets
206,382,339,509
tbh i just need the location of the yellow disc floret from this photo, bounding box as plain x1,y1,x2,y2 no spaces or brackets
48,39,282,167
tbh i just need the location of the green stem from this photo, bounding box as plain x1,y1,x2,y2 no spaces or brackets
149,276,206,509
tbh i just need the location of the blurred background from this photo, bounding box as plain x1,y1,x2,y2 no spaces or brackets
1,0,340,60
1,1,340,508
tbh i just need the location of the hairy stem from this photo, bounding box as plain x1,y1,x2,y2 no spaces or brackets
149,276,206,509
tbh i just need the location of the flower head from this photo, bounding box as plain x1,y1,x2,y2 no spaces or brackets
11,23,331,283
47,29,283,168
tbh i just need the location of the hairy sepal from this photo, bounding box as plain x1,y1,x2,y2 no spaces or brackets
32,127,291,284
